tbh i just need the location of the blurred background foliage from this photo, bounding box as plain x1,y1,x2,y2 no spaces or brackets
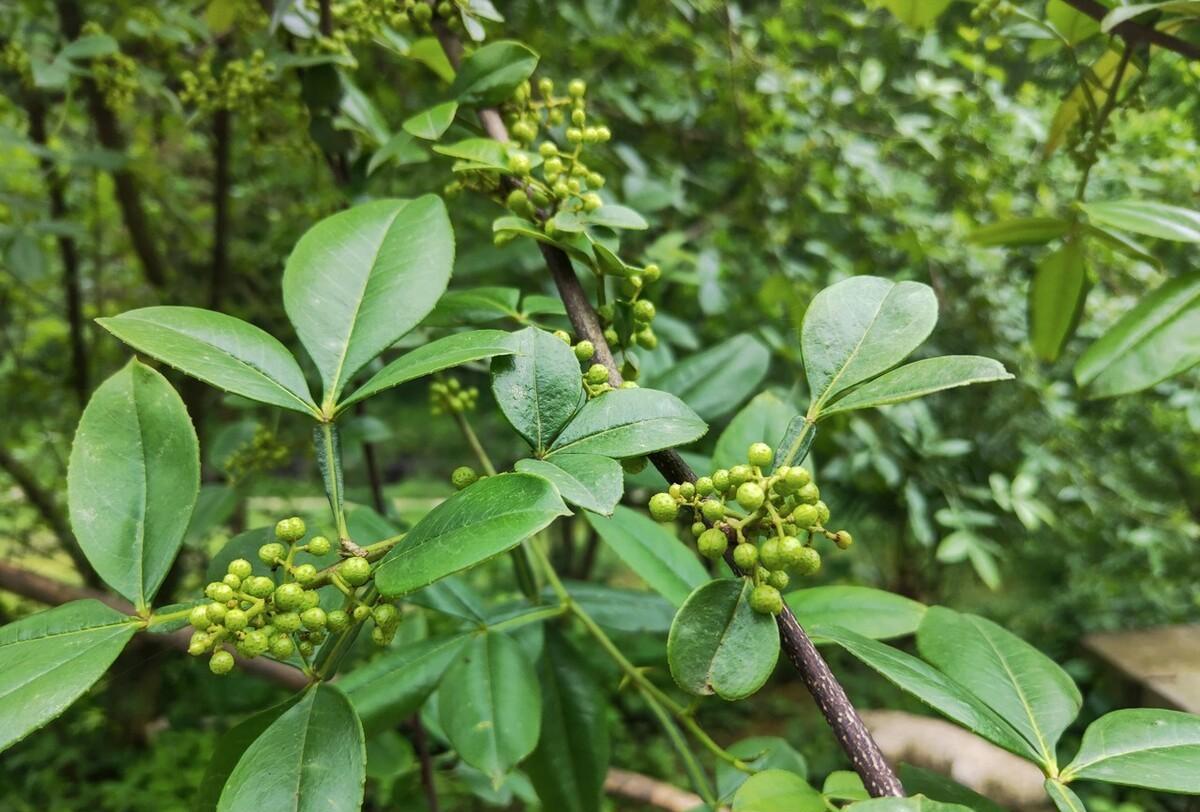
1,0,1198,809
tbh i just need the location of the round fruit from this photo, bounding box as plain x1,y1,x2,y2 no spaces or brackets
701,499,725,523
373,604,399,630
274,612,301,633
747,442,773,468
307,536,332,556
695,477,715,496
275,517,306,543
206,602,228,625
736,482,765,511
586,363,609,384
697,528,728,560
750,584,783,615
338,556,371,587
729,465,751,486
222,573,242,590
245,576,275,599
815,501,831,526
784,467,811,491
209,650,235,675
834,530,853,550
760,537,785,570
293,563,319,586
793,547,821,576
648,492,679,522
274,582,306,612
206,583,235,604
797,483,820,505
574,340,595,361
779,536,805,568
733,542,759,570
301,607,327,630
327,609,351,633
189,606,210,630
258,542,286,566
633,299,656,322
451,465,477,490
769,570,790,590
791,503,819,528
224,608,248,631
239,630,269,658
227,559,253,579
270,635,296,659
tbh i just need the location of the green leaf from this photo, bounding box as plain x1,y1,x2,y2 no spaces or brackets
731,769,824,812
439,632,541,782
548,388,707,458
802,277,938,414
198,696,304,811
1082,224,1161,268
557,580,676,635
897,764,1008,812
1061,708,1200,791
821,356,1013,417
585,204,648,230
773,416,816,471
880,0,954,26
374,473,568,597
367,132,429,176
492,326,585,454
341,634,470,735
844,796,975,812
339,329,516,411
585,506,709,607
787,586,927,641
283,197,455,406
1047,0,1101,45
650,333,770,421
433,138,539,174
402,100,458,140
1030,240,1089,362
1074,273,1200,398
717,737,808,802
917,607,1081,767
406,36,456,82
668,579,780,701
525,629,610,812
712,392,795,470
1102,2,1200,32
1081,200,1200,243
97,306,319,417
0,600,136,753
68,360,199,609
515,454,623,515
449,40,539,105
968,217,1072,247
339,73,391,144
1045,779,1086,812
814,624,1038,761
428,286,522,325
822,771,868,801
218,684,365,812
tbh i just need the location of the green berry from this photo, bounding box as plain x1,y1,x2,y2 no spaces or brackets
209,650,235,675
791,503,819,528
769,570,790,590
583,192,603,211
307,536,332,556
834,530,853,550
574,340,595,361
327,609,351,633
648,492,679,522
238,630,269,658
353,605,372,622
586,363,609,384
642,263,661,283
695,477,715,496
206,602,228,625
245,576,275,599
620,275,643,297
275,612,302,633
538,139,557,156
274,582,306,612
784,467,811,491
679,482,696,500
258,542,286,566
298,640,315,657
760,537,785,570
302,590,320,610
293,564,319,586
206,582,235,604
729,465,752,486
301,607,327,630
222,573,242,590
779,536,804,568
506,188,529,211
691,521,706,537
371,627,392,646
815,501,831,525
188,632,212,656
750,584,783,615
712,469,730,492
451,465,478,490
797,482,820,505
189,606,210,630
275,516,306,543
227,559,253,579
509,153,532,174
568,78,586,97
373,604,400,630
603,327,619,345
747,442,773,468
633,299,656,322
793,546,821,576
338,556,371,587
697,528,728,560
270,635,296,659
736,482,766,511
635,329,658,350
733,542,759,570
701,499,725,523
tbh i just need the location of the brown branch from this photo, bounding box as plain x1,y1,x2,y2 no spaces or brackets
433,23,904,799
54,0,167,288
1059,0,1200,61
604,768,721,812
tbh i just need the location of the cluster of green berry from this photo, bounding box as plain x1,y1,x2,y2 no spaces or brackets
80,24,138,111
429,376,479,415
221,425,289,484
0,41,33,87
389,0,466,33
187,517,399,675
546,328,638,398
648,442,853,616
179,50,275,114
968,0,1013,21
595,272,661,378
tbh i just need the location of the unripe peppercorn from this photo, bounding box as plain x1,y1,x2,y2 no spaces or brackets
301,590,320,610
632,299,656,322
815,501,831,526
778,536,804,567
791,503,819,528
298,640,315,657
339,556,372,587
227,559,253,579
760,538,785,570
729,465,752,486
188,632,212,656
245,576,275,599
691,521,706,537
506,188,528,211
697,528,728,560
603,327,619,345
679,482,695,500
275,612,302,633
636,329,658,350
270,635,296,659
538,140,557,157
834,530,853,550
620,275,643,297
353,605,371,622
568,78,586,97
797,483,820,505
769,570,790,590
222,573,242,590
373,604,400,630
586,363,609,384
712,470,731,492
307,536,332,556
293,564,319,586
238,630,269,658
206,602,228,625
642,263,661,283
574,340,595,361
648,492,679,522
275,517,306,543
784,467,812,491
736,482,766,511
701,499,725,523
793,546,821,576
583,193,603,211
750,584,783,615
189,606,210,630
274,582,306,612
224,609,249,632
509,153,532,174
747,442,774,468
301,607,327,630
258,542,286,566
733,542,759,570
371,627,392,646
327,609,351,633
209,650,235,675
695,477,715,496
451,466,478,490
206,582,235,604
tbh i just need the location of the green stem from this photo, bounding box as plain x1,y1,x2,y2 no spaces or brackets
643,686,718,805
1074,44,1133,202
144,606,196,628
314,586,376,679
306,534,404,590
316,422,349,541
453,410,497,476
486,603,568,633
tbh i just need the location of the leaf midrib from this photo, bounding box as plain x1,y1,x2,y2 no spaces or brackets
810,287,892,414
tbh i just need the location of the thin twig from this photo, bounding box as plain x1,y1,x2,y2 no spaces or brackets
1059,0,1200,61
